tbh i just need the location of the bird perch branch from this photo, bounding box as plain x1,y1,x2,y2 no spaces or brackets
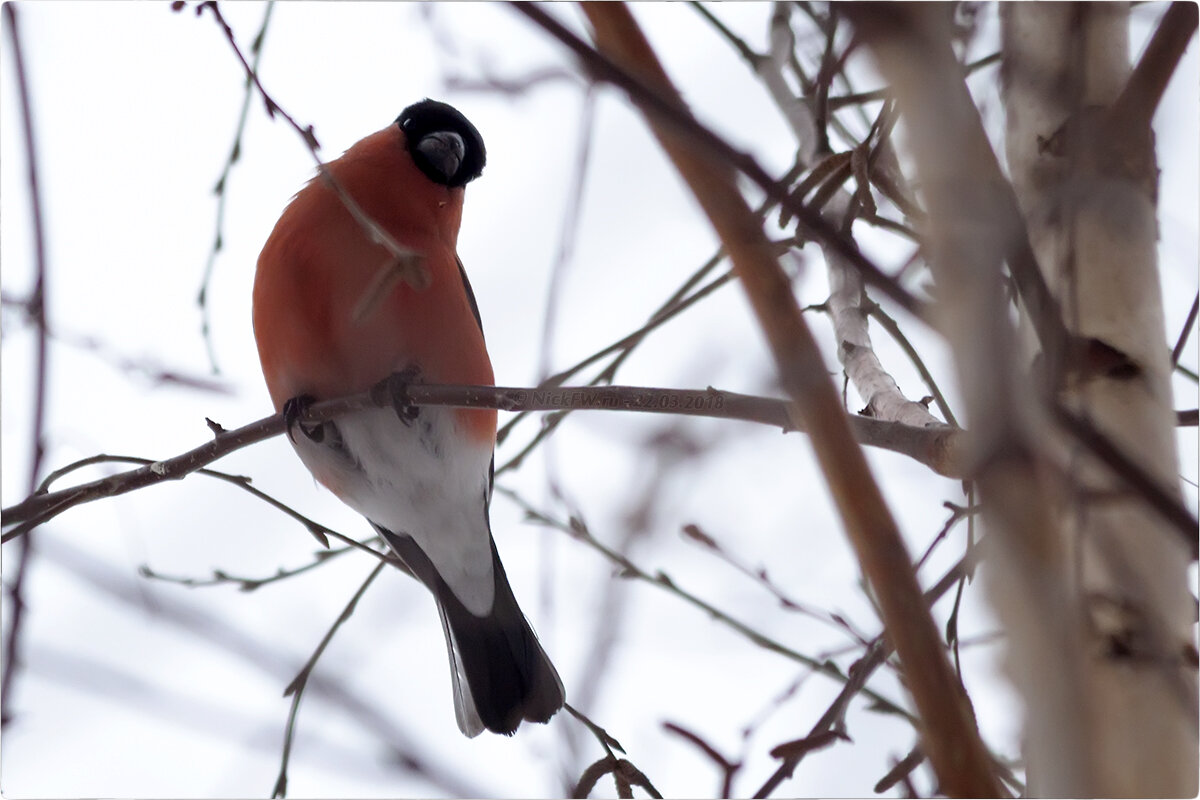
1,382,966,542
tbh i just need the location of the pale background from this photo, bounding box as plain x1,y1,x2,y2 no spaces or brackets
2,3,1195,797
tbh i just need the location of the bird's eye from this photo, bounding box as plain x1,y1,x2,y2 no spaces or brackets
397,99,486,188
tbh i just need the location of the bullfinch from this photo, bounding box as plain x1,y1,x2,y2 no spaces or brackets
252,99,564,737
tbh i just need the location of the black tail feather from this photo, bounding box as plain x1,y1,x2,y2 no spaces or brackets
376,525,565,736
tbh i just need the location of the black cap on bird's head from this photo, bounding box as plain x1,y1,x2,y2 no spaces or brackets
397,99,486,188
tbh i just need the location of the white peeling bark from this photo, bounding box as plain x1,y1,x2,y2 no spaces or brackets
762,2,943,432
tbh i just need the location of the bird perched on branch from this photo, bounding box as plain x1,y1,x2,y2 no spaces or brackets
252,99,564,736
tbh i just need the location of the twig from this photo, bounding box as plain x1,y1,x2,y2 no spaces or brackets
197,0,274,373
791,2,876,142
43,536,489,797
272,561,386,799
662,721,742,798
754,638,889,797
2,2,48,729
497,192,803,473
811,10,840,157
139,545,358,592
445,65,581,96
688,1,762,68
825,51,1000,110
573,754,662,799
947,561,970,681
828,87,889,109
565,703,658,800
753,540,989,798
912,502,979,573
679,522,870,645
0,292,233,393
183,2,425,291
510,3,932,326
566,702,626,757
495,263,738,472
9,453,389,562
767,730,848,764
873,745,926,794
501,486,916,724
1171,293,1198,366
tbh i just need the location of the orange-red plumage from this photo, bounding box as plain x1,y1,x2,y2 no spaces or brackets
254,125,496,447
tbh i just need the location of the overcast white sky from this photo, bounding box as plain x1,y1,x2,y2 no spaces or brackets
1,3,1196,798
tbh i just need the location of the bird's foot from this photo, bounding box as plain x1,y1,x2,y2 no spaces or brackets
282,394,326,444
370,365,422,426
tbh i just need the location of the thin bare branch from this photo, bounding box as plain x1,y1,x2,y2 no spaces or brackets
754,539,990,797
565,702,626,758
688,2,762,69
680,522,871,645
182,1,427,293
662,721,742,798
445,65,580,96
197,1,274,373
502,485,915,723
273,561,386,798
139,545,357,592
874,745,925,794
2,1,48,729
42,537,488,797
510,3,932,326
0,292,233,393
573,754,662,800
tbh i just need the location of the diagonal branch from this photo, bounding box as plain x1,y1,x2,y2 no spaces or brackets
1112,2,1198,129
182,1,426,291
560,4,1003,796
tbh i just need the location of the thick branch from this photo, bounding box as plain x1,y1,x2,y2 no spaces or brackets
829,265,945,427
568,4,1002,797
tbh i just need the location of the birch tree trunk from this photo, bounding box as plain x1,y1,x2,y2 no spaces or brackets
1002,3,1198,795
847,3,1196,795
